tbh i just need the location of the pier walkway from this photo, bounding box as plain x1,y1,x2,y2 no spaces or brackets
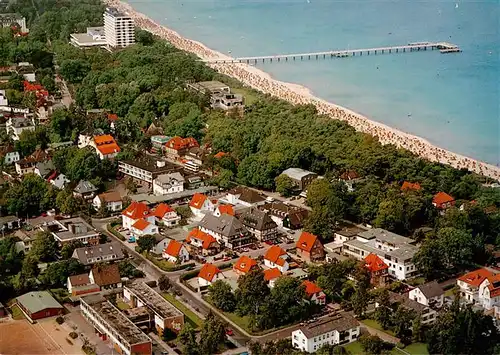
204,42,460,64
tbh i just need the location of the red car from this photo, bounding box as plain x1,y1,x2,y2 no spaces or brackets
225,329,234,336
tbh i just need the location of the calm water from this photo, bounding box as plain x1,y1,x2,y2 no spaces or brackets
126,0,500,164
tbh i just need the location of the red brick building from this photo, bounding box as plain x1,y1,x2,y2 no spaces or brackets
16,291,64,321
296,232,324,262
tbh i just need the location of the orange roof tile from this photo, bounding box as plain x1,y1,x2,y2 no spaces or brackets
401,181,421,191
132,218,150,231
166,136,199,151
217,204,234,216
264,268,281,281
122,201,150,219
189,193,208,209
164,240,184,257
296,232,321,252
233,256,257,274
107,113,118,121
152,203,174,218
198,263,221,282
186,228,218,249
487,274,500,297
94,135,115,145
302,280,323,296
264,245,287,264
457,268,495,287
433,192,455,207
214,152,227,159
96,143,121,156
364,253,388,273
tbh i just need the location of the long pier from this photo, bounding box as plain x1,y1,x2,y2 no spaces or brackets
205,42,460,64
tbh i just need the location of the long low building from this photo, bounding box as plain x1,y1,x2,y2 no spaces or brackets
80,294,152,355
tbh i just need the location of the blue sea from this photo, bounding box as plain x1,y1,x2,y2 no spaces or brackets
126,0,500,165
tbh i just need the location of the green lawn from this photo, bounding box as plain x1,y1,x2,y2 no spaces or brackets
343,341,364,354
163,293,203,329
360,319,396,336
221,310,251,332
10,304,25,320
231,87,259,105
394,343,429,355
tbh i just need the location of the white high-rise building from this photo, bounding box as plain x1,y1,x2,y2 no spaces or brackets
103,7,135,48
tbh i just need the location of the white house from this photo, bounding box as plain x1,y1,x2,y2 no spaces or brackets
408,281,444,308
264,268,282,288
0,89,8,106
152,236,170,255
478,274,500,310
93,191,123,212
152,172,185,196
130,219,158,238
121,201,155,230
162,240,189,263
0,146,20,165
303,280,326,306
198,263,225,287
189,193,215,220
6,116,35,140
292,313,360,353
457,268,498,304
263,245,289,273
224,186,265,207
48,173,70,189
151,203,181,227
78,133,93,149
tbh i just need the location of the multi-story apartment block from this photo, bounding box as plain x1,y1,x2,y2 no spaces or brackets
103,7,135,48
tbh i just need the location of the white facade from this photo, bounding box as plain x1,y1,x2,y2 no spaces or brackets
122,214,155,231
198,272,225,287
93,196,123,212
162,244,189,263
6,117,35,141
408,287,444,308
152,173,184,196
0,89,8,106
478,278,500,310
130,222,158,238
103,7,135,48
190,199,215,220
160,211,181,227
78,134,92,149
457,279,478,304
3,150,20,165
263,257,289,273
292,325,360,353
152,238,170,255
50,173,70,189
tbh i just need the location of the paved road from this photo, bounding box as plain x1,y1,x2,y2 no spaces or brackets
55,75,73,108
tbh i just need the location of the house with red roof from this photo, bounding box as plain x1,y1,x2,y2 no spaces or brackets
457,268,499,304
296,232,324,262
214,204,234,217
478,273,500,310
198,263,225,287
151,203,180,227
165,136,199,159
302,280,326,305
364,253,389,287
233,255,258,276
432,192,455,210
91,134,121,159
189,193,215,219
121,201,155,230
186,228,220,256
214,152,227,159
401,181,421,192
162,240,189,263
263,245,289,273
130,219,158,238
264,268,282,288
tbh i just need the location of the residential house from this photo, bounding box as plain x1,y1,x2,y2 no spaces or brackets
93,191,123,212
6,116,34,140
409,281,444,308
296,232,324,262
186,228,220,256
303,280,326,305
432,192,455,210
401,181,421,192
184,147,205,172
92,135,120,159
41,217,100,245
338,170,362,192
364,253,389,287
281,168,318,191
0,89,7,106
210,92,244,111
162,240,189,263
121,201,155,230
457,268,499,304
198,263,225,287
238,207,279,242
189,193,215,219
72,242,124,267
152,235,170,255
17,63,35,81
34,160,55,179
233,255,258,276
199,213,252,249
89,264,122,290
478,274,500,310
14,229,35,253
16,291,64,321
73,180,99,200
264,268,282,288
292,313,360,353
263,245,289,273
333,225,367,245
164,136,199,159
225,186,266,207
260,202,309,229
48,172,69,189
130,219,159,238
150,135,170,153
386,292,438,325
118,156,181,189
153,172,185,196
67,274,100,296
0,215,21,231
214,204,234,217
15,149,49,175
0,145,20,165
151,203,181,227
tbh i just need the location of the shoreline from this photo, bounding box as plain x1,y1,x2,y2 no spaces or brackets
105,0,500,182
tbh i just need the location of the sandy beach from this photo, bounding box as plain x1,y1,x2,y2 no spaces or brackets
105,0,500,182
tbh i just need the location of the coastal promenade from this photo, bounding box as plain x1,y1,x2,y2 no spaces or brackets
204,42,460,64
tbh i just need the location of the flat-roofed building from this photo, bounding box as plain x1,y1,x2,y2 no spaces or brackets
210,93,244,111
41,217,100,245
187,81,230,95
123,281,184,334
280,168,318,191
70,27,107,48
80,294,152,355
119,156,181,188
103,7,135,48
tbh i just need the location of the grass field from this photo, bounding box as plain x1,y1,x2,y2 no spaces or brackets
344,341,364,354
343,341,429,355
10,304,25,320
231,87,259,105
360,319,396,336
163,293,204,329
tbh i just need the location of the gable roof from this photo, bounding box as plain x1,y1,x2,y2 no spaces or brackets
339,170,360,181
91,264,121,287
217,204,234,216
228,186,266,204
164,240,184,257
97,191,122,203
264,267,282,281
264,245,287,265
303,280,323,296
198,263,221,282
199,213,248,238
299,312,359,338
214,152,227,159
165,136,199,151
433,192,455,206
69,274,91,287
72,242,124,266
416,281,443,299
152,203,175,218
132,218,151,231
122,201,150,219
401,181,421,191
17,291,63,313
189,193,208,209
74,180,98,194
296,232,321,252
364,253,388,273
486,274,500,297
187,228,218,249
457,268,495,287
240,207,277,231
233,255,257,274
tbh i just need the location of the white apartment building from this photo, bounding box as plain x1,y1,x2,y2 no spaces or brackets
103,7,135,48
292,313,360,353
408,281,444,308
456,268,499,304
478,275,500,310
153,172,185,196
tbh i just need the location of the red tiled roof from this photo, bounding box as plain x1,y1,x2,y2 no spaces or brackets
152,203,174,218
264,268,281,281
98,191,122,202
122,201,150,219
433,192,455,207
217,204,234,216
94,135,120,156
91,264,121,286
186,228,218,249
107,113,118,121
69,274,90,287
164,240,184,257
165,136,199,151
296,232,320,252
340,170,360,180
233,256,257,274
457,268,495,287
364,253,388,273
302,280,322,296
214,152,227,159
189,193,208,209
487,274,500,297
198,263,221,282
132,219,150,231
401,181,421,191
264,245,287,264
